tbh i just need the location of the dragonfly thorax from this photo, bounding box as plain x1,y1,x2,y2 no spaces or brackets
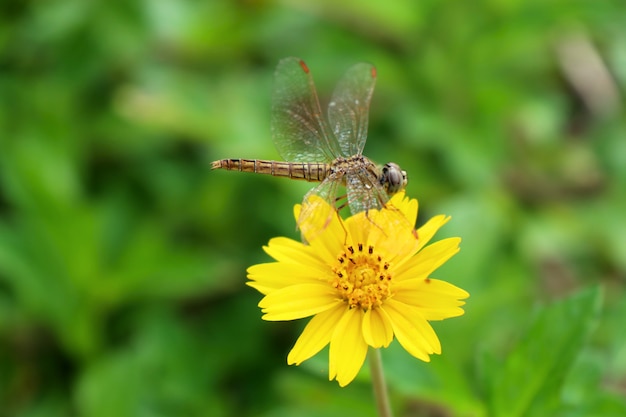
329,155,377,177
381,162,407,195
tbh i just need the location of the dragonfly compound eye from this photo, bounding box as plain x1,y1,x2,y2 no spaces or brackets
381,162,407,195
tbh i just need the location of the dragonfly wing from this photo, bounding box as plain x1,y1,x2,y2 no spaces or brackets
297,177,342,243
346,171,413,234
345,170,388,214
271,57,341,162
327,63,377,157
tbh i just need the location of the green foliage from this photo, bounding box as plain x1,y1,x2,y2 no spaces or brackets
487,286,606,417
1,0,625,416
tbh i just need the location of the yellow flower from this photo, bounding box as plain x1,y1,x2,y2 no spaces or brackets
247,192,469,386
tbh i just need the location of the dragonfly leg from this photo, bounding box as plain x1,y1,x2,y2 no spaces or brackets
334,193,349,211
334,208,349,245
364,209,387,236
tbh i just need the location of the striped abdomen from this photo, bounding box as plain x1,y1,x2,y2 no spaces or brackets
211,159,330,182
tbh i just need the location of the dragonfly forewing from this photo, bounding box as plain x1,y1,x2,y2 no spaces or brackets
328,63,377,157
271,57,340,162
345,168,388,215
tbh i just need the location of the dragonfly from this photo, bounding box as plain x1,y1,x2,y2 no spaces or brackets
212,57,408,234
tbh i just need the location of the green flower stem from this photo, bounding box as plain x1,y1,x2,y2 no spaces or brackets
370,348,393,417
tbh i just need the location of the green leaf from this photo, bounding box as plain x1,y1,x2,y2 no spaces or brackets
489,286,603,417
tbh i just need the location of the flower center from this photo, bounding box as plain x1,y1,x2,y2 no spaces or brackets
330,243,392,311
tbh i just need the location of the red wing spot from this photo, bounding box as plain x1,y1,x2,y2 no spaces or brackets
299,60,310,74
371,66,377,78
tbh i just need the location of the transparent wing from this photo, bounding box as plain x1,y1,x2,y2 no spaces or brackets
346,171,414,236
327,63,377,157
297,177,343,242
271,57,341,162
345,170,388,214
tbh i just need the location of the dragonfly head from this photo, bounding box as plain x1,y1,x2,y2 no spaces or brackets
381,162,407,195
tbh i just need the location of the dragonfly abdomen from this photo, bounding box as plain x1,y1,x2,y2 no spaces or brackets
211,159,330,182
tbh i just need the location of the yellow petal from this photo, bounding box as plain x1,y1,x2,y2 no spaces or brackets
371,212,420,263
260,284,341,321
342,192,420,264
343,206,418,266
388,191,418,226
362,308,394,348
393,278,469,320
288,305,345,365
329,308,368,386
416,215,450,251
394,278,469,299
247,262,332,295
395,237,461,281
298,196,345,258
343,210,371,247
308,229,345,269
382,299,441,361
263,237,321,266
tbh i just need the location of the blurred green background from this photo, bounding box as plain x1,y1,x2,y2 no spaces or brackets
1,1,625,416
